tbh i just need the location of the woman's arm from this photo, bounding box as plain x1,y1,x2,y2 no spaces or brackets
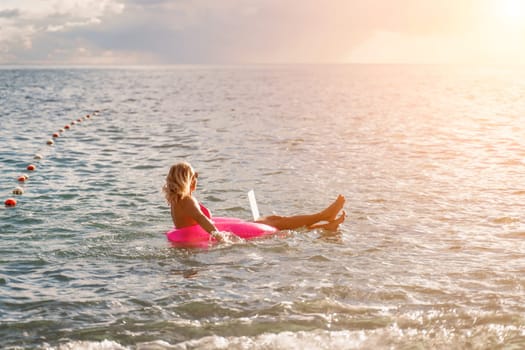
194,212,218,234
183,197,219,234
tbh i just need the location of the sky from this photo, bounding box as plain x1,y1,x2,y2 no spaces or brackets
1,0,525,65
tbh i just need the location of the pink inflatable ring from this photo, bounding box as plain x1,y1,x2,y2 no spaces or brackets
166,217,276,247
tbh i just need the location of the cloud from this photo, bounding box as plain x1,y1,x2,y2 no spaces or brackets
94,0,374,63
0,9,20,18
1,0,383,64
0,0,125,64
1,0,523,64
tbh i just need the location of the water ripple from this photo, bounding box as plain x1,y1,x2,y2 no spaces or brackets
2,66,525,349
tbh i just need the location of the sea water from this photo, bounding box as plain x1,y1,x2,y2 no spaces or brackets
1,65,525,349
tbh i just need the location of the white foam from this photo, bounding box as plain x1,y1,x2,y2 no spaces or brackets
42,331,365,350
42,339,129,350
41,323,514,350
138,330,367,350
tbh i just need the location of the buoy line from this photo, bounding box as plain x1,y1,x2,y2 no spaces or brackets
4,111,101,208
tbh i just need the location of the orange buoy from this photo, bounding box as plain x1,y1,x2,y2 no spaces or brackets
52,132,60,138
64,125,70,129
27,164,36,171
5,198,17,207
18,174,28,182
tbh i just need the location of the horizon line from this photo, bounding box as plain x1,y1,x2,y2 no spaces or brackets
1,62,525,69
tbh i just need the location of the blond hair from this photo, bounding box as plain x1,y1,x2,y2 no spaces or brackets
163,162,195,205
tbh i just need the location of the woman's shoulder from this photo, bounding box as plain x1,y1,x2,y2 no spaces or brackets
178,195,199,209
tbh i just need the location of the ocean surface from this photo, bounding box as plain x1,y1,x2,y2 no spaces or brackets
1,65,525,349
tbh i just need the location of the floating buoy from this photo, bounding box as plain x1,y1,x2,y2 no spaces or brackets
12,187,24,195
6,110,100,210
4,198,17,207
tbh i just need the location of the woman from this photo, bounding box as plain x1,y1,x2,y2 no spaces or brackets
163,162,346,239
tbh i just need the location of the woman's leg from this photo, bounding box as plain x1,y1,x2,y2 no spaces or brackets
256,195,345,230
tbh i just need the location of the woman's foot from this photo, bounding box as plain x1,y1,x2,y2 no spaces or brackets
322,210,346,231
321,195,345,221
310,210,347,231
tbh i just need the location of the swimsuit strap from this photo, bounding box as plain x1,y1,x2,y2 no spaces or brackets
199,203,212,219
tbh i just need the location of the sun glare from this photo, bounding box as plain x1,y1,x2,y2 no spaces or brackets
499,0,525,23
